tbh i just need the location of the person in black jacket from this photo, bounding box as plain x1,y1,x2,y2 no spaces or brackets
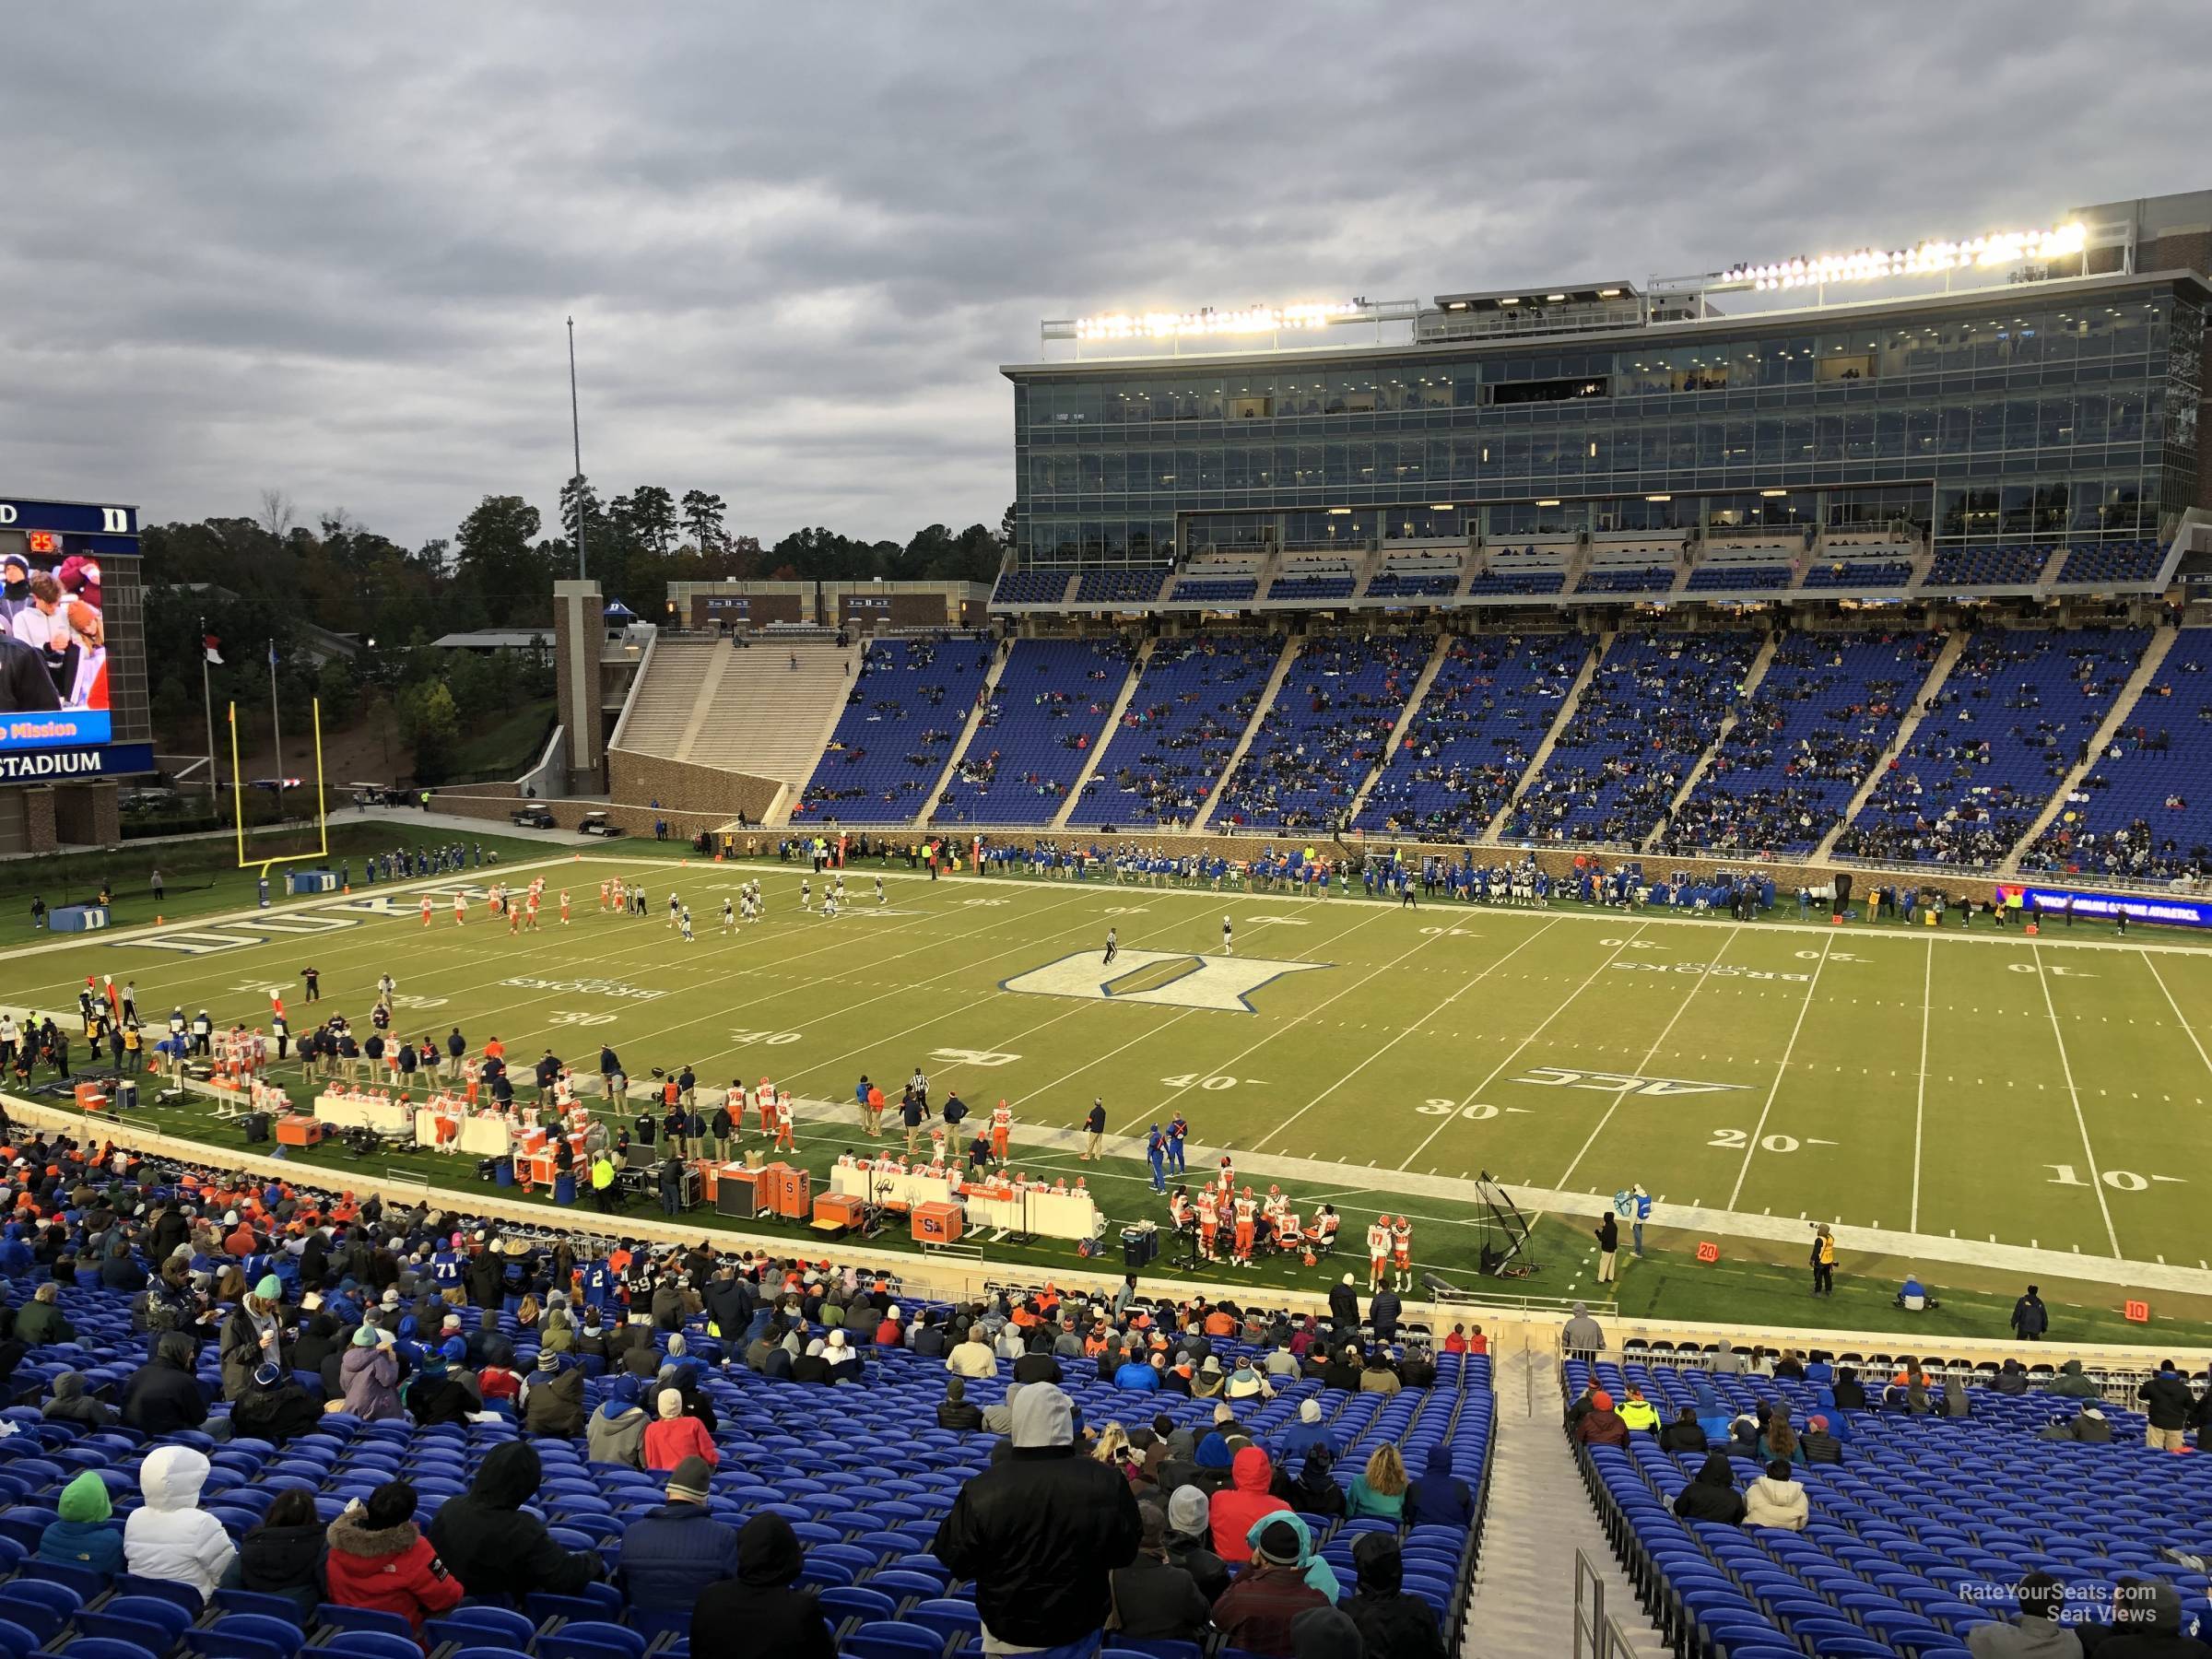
232,1362,323,1445
1830,1367,1867,1411
1671,1453,1747,1524
1346,1533,1447,1659
936,1377,982,1431
2140,1361,2195,1453
464,1250,502,1312
1660,1406,1711,1453
234,1488,327,1616
426,1441,601,1601
1106,1503,1211,1644
1327,1275,1359,1336
122,1332,206,1437
1368,1285,1402,1345
932,1382,1143,1651
1011,1347,1062,1384
688,1512,832,1659
405,1356,475,1427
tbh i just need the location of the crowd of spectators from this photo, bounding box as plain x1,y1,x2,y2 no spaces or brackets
1358,634,1588,841
796,637,995,820
1079,633,1285,829
1510,631,1761,846
1838,628,2147,868
0,1119,1474,1658
1217,631,1432,831
1654,629,1938,856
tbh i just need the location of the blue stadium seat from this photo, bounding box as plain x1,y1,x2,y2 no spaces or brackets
53,1640,159,1659
536,1622,647,1659
424,1609,535,1653
843,1622,949,1659
319,1633,424,1659
112,1578,202,1620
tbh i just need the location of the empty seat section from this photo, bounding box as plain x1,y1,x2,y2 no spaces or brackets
1073,634,1283,830
1508,631,1760,845
794,638,996,824
1661,629,1942,854
1838,626,2148,865
935,638,1136,824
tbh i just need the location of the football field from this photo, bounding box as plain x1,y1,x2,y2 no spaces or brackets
9,850,2212,1336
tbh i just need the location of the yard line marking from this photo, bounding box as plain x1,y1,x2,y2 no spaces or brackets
2141,949,2212,1082
1253,918,1564,1155
1553,924,1743,1191
2032,941,2121,1258
1127,907,1445,1137
1724,934,1834,1210
1396,923,1653,1172
1910,936,1933,1232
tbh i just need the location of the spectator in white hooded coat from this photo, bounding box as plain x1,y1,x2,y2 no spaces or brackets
124,1445,238,1596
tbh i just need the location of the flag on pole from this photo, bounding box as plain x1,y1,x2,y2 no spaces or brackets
268,641,278,666
203,634,223,665
102,975,120,1018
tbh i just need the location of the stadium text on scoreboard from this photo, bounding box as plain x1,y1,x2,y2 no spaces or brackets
0,742,152,781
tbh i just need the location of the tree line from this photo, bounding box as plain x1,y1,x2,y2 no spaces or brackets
137,483,1011,782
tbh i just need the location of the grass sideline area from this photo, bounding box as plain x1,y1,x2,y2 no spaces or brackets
6,846,2212,1345
0,823,658,929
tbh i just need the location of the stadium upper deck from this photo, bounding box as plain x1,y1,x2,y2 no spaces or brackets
998,190,2212,614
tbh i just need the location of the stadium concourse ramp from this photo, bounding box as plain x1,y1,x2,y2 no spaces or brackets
607,634,853,825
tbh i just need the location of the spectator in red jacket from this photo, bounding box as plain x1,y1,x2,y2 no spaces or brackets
874,1305,904,1347
323,1480,466,1635
1575,1389,1630,1448
1208,1445,1288,1564
643,1388,719,1472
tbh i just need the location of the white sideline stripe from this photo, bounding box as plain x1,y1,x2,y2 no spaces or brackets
1910,936,1933,1233
1724,934,1832,1210
2033,941,2122,1258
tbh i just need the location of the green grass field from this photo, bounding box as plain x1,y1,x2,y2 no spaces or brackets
9,847,2212,1344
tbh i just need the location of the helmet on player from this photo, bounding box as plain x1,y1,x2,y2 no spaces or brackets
1268,1184,1280,1195
1240,1186,1252,1197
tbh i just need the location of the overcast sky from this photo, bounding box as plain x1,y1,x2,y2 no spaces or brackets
3,1,2206,552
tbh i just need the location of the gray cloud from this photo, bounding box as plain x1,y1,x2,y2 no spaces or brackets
0,0,2203,549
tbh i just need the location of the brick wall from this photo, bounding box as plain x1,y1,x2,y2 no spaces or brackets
606,750,783,821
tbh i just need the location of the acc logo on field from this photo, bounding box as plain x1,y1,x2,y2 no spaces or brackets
1000,949,1328,1013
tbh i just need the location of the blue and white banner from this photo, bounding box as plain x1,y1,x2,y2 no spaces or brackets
2015,884,2212,930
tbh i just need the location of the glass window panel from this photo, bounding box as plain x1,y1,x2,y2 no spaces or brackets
1102,451,1126,492
1815,414,1843,463
2040,394,2075,447
2111,388,2145,442
1907,406,1939,456
1845,410,1876,460
1971,401,2005,453
2077,392,2108,444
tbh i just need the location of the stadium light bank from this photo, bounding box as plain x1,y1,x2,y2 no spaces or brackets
1035,210,2136,359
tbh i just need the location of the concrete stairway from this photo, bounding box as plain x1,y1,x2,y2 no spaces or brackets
1051,638,1155,830
1641,629,1779,852
606,636,708,758
913,642,1016,830
2001,622,2181,872
1346,631,1453,822
1812,628,1968,861
1485,630,1610,841
1463,1349,1670,1659
1192,632,1301,831
683,641,853,790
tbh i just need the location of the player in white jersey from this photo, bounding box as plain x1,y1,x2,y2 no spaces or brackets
722,897,735,933
822,890,839,920
1366,1218,1392,1290
1221,916,1233,957
668,892,681,928
679,905,694,942
875,875,885,905
800,878,811,912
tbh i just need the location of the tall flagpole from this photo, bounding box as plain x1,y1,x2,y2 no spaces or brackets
568,314,587,582
268,641,285,819
199,618,218,820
